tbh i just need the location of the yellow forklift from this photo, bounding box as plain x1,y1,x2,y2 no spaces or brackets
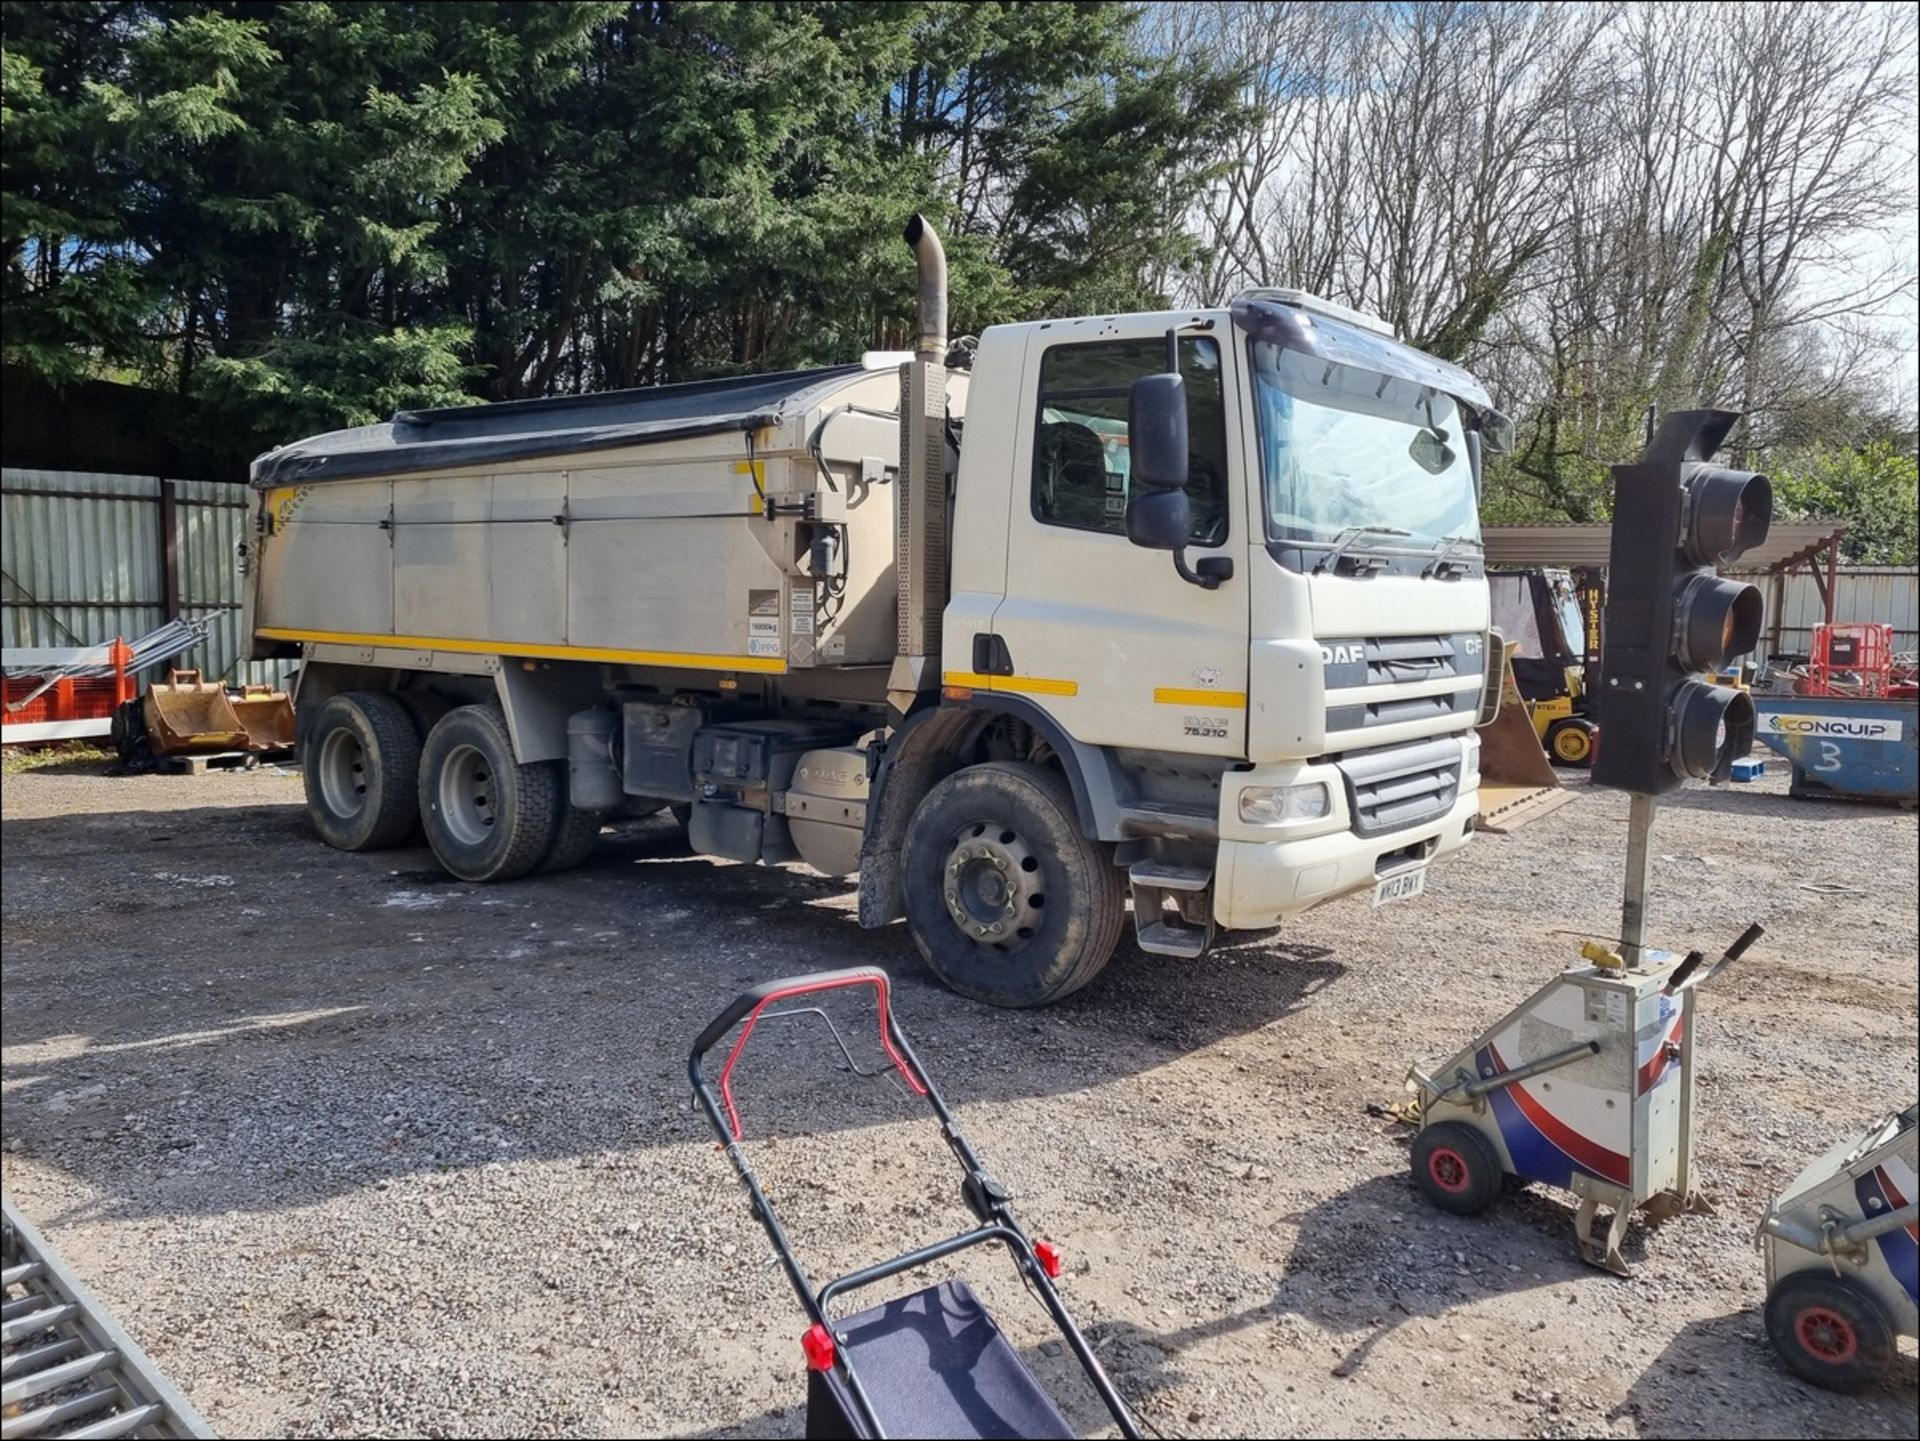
1489,566,1603,767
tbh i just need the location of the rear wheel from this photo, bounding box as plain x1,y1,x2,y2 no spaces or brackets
901,761,1124,1007
1765,1270,1895,1393
302,691,421,851
540,803,606,873
1411,1121,1503,1215
1547,717,1598,767
418,703,561,882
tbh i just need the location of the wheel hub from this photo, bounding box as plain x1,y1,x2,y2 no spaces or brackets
1796,1305,1857,1362
941,821,1043,953
1429,1148,1469,1192
438,743,496,847
317,728,368,819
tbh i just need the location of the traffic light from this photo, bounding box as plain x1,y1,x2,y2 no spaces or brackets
1592,410,1772,795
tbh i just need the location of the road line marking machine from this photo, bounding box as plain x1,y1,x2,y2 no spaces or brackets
1405,924,1762,1274
1759,1104,1918,1392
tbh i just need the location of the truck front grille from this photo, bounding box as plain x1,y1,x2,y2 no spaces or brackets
1334,736,1463,838
1322,632,1486,734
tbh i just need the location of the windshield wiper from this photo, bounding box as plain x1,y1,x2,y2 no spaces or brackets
1422,533,1483,578
1312,525,1411,575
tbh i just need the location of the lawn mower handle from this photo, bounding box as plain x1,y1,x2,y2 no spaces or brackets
689,966,896,1065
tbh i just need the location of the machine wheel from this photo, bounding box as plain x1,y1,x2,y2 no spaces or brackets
418,703,561,882
1546,717,1598,767
1411,1121,1503,1216
539,803,605,873
1764,1270,1896,1393
302,691,422,852
901,761,1125,1008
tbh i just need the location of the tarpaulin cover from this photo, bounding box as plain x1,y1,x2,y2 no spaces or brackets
250,364,865,487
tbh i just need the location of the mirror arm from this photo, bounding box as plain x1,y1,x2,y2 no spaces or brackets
1172,551,1232,590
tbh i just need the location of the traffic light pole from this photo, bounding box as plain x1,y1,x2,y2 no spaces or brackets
1619,793,1658,967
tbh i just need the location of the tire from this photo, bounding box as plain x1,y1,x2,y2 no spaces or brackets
1411,1121,1503,1216
539,803,605,873
1764,1270,1896,1393
302,691,422,852
418,703,561,882
901,761,1125,1007
1547,717,1597,767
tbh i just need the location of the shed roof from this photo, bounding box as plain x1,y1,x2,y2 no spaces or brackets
1483,520,1846,573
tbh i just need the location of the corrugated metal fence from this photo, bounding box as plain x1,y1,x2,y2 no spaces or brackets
1761,565,1919,660
1,468,290,685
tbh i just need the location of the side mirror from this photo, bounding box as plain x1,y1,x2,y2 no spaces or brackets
1128,372,1189,491
1126,487,1191,550
1123,368,1231,590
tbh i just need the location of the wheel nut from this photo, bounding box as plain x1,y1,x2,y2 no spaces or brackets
991,856,1006,870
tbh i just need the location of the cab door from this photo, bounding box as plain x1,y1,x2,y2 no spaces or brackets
983,324,1250,757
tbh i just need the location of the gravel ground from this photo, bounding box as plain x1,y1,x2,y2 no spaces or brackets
2,757,1915,1439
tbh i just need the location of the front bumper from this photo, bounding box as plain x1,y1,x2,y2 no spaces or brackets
1212,741,1479,929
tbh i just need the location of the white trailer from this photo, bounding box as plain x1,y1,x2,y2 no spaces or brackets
244,217,1506,1006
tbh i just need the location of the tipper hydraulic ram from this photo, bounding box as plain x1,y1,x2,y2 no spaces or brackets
247,217,1514,1006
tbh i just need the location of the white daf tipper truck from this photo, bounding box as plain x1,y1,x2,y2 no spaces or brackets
245,217,1506,1006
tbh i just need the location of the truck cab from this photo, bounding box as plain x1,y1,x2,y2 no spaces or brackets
932,293,1499,959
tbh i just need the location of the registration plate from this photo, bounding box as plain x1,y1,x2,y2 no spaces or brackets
1372,867,1427,908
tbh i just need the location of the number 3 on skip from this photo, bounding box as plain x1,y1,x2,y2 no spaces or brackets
1814,740,1843,772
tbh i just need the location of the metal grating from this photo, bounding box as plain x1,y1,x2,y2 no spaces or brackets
1,1196,213,1439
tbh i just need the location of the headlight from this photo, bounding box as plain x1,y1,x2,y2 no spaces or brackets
1239,782,1331,825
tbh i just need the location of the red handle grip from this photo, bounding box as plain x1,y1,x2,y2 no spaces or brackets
694,968,926,1140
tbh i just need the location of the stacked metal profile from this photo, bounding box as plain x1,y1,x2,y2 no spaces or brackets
3,618,208,687
0,1196,212,1440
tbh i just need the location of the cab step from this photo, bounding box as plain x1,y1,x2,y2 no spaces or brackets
1128,860,1215,958
1134,922,1209,959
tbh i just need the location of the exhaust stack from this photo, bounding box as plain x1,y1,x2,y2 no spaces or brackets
890,214,951,710
903,213,948,362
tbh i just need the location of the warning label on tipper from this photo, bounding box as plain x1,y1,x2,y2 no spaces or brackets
1759,713,1903,743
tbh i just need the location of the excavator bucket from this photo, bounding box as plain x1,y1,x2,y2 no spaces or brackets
142,669,250,755
229,683,296,750
1475,646,1577,832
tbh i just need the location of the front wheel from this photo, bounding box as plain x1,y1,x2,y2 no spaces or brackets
1546,717,1598,767
1764,1270,1896,1393
901,761,1125,1007
1411,1121,1503,1215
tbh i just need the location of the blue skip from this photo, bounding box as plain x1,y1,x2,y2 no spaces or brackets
1750,694,1918,805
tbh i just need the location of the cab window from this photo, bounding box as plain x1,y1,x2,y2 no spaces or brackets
1031,337,1228,543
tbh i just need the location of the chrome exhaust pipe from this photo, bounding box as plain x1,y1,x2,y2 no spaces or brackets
903,213,947,362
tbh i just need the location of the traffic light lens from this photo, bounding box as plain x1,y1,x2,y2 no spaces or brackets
1675,575,1763,670
1671,682,1756,781
1683,469,1772,565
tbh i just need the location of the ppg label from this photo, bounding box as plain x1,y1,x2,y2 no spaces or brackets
1759,713,1903,743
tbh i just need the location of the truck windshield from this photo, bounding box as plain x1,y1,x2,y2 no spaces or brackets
1251,340,1480,551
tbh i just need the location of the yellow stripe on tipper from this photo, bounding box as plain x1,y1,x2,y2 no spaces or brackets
258,627,787,674
941,671,1079,697
1154,687,1246,708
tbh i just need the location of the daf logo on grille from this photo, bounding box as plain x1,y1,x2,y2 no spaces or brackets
1321,644,1362,665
